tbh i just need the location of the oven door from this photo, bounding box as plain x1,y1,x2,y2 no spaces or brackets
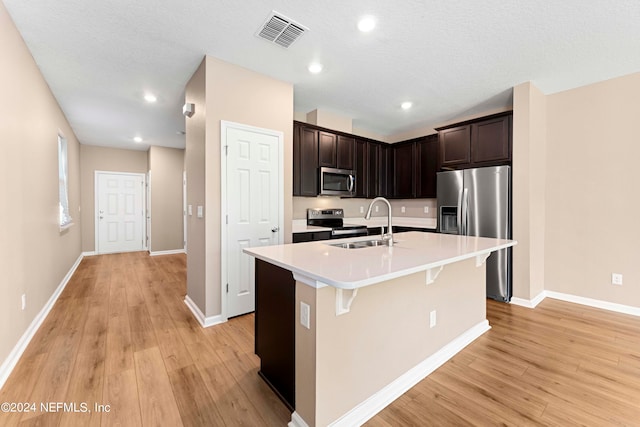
319,167,355,196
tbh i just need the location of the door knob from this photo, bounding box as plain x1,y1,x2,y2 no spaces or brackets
271,226,279,232
99,216,104,219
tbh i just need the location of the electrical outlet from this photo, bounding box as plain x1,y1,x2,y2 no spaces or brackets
375,206,379,213
21,294,26,311
401,206,406,213
300,302,311,329
429,310,437,328
612,273,623,286
424,206,429,214
360,206,364,214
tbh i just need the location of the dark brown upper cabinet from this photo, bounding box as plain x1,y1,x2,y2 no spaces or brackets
471,115,511,164
367,142,381,198
337,136,355,170
293,123,319,197
415,135,439,198
392,141,416,198
318,131,337,168
439,125,471,168
353,138,367,197
436,112,512,170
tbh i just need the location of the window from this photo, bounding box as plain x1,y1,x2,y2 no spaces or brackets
58,133,73,229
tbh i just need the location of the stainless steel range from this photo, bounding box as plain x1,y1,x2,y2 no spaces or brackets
307,208,368,239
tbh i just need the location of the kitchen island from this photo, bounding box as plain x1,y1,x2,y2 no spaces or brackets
244,232,516,427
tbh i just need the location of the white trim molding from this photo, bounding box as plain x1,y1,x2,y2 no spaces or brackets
545,291,640,317
325,320,491,427
0,253,84,390
149,249,186,257
510,291,546,308
184,296,226,328
511,290,640,317
288,411,310,427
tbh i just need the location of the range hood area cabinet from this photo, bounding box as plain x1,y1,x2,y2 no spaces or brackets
293,120,439,199
436,112,512,170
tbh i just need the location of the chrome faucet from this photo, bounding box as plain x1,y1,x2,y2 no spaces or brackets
365,197,393,246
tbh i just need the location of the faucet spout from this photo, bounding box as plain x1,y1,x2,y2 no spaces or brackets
364,197,393,246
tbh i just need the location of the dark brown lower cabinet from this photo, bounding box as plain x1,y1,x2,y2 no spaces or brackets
255,259,295,411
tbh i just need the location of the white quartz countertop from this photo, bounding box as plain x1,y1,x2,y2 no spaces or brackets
244,231,516,289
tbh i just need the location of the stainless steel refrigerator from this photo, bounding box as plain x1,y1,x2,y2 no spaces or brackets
437,166,512,301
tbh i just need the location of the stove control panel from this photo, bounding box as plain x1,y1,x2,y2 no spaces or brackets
307,208,344,220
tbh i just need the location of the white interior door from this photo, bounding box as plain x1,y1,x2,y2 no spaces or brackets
96,172,145,254
225,124,282,318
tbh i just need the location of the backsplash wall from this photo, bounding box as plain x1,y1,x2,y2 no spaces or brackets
293,197,437,220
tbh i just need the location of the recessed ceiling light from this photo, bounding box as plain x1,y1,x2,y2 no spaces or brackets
133,136,143,143
401,102,413,110
308,63,323,74
358,16,376,32
144,93,157,103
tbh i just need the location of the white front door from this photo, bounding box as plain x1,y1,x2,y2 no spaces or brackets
96,172,145,254
224,123,283,318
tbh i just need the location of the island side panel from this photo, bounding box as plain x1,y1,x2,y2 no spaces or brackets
294,281,318,425
315,258,486,426
255,259,296,410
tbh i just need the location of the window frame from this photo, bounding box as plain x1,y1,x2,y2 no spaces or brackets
58,132,73,230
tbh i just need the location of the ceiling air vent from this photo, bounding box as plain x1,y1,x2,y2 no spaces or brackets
256,11,308,48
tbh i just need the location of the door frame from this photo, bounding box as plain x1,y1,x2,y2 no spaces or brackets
220,120,284,322
94,170,147,254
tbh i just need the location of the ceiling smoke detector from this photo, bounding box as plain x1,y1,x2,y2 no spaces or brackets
256,11,308,48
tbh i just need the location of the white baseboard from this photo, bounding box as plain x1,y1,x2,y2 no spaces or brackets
0,252,84,390
510,291,546,308
288,411,310,427
184,295,225,328
82,251,97,257
545,291,640,317
319,320,491,427
149,249,186,257
510,290,640,317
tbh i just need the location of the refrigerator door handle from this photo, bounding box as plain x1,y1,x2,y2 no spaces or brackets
461,188,469,235
457,188,463,234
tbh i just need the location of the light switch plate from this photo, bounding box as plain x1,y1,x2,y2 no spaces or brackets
429,310,437,328
188,205,193,216
197,205,203,218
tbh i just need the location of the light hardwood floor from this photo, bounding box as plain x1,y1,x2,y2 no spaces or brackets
1,252,639,426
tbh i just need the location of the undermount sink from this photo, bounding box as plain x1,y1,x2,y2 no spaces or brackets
328,239,389,249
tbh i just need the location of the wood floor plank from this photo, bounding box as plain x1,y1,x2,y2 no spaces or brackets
134,347,183,427
168,364,226,426
102,369,142,427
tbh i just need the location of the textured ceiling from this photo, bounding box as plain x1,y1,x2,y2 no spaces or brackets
4,0,640,150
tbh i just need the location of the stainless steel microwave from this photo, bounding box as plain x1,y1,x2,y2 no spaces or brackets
319,167,355,196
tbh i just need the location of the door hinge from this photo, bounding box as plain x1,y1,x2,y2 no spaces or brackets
226,283,229,293
226,215,228,224
224,145,229,156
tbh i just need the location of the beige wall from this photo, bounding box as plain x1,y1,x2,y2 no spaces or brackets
295,259,486,426
149,146,184,252
0,4,82,369
184,56,294,318
512,82,547,300
306,109,353,134
543,72,640,306
185,59,207,312
79,145,148,252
